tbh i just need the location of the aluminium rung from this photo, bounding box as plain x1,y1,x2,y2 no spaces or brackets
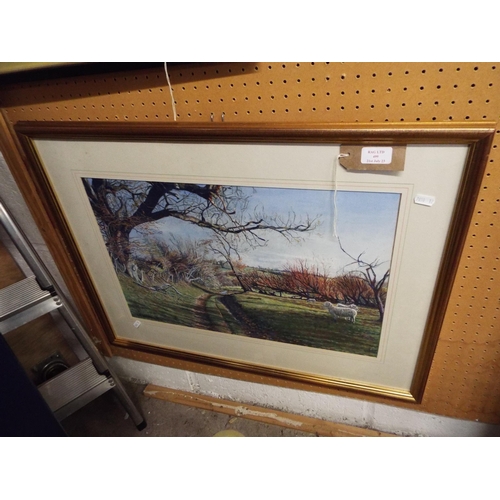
38,357,114,420
0,275,53,319
0,275,62,333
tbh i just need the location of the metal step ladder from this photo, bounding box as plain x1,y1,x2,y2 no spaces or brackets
0,198,146,430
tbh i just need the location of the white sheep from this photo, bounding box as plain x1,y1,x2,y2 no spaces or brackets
324,301,357,323
337,303,358,311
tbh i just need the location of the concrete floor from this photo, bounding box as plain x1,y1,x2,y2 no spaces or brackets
60,381,316,437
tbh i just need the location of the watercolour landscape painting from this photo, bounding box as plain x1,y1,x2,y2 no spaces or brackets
83,178,401,358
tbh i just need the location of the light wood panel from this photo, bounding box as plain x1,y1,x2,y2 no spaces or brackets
143,384,395,437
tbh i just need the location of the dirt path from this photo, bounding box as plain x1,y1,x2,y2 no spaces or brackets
193,293,212,330
193,292,239,334
193,291,277,341
219,294,277,341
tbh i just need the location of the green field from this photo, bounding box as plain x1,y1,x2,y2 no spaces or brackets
119,274,381,357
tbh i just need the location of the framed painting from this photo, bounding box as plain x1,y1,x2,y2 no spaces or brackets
8,121,495,402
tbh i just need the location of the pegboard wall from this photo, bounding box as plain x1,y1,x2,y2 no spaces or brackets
0,62,498,423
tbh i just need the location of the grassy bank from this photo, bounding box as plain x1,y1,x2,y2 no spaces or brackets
229,293,381,357
118,274,381,357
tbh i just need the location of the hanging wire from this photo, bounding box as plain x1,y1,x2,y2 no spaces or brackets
333,153,350,239
164,62,177,121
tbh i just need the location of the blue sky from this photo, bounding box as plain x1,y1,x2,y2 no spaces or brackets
134,185,401,277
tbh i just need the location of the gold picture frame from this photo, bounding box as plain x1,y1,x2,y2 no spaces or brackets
4,120,495,402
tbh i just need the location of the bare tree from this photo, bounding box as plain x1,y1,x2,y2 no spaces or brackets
206,232,252,292
338,238,390,322
83,179,317,274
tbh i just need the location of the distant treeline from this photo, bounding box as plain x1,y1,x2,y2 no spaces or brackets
122,236,385,309
236,261,386,307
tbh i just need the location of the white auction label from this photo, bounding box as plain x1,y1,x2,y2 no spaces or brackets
361,147,393,164
414,194,436,207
